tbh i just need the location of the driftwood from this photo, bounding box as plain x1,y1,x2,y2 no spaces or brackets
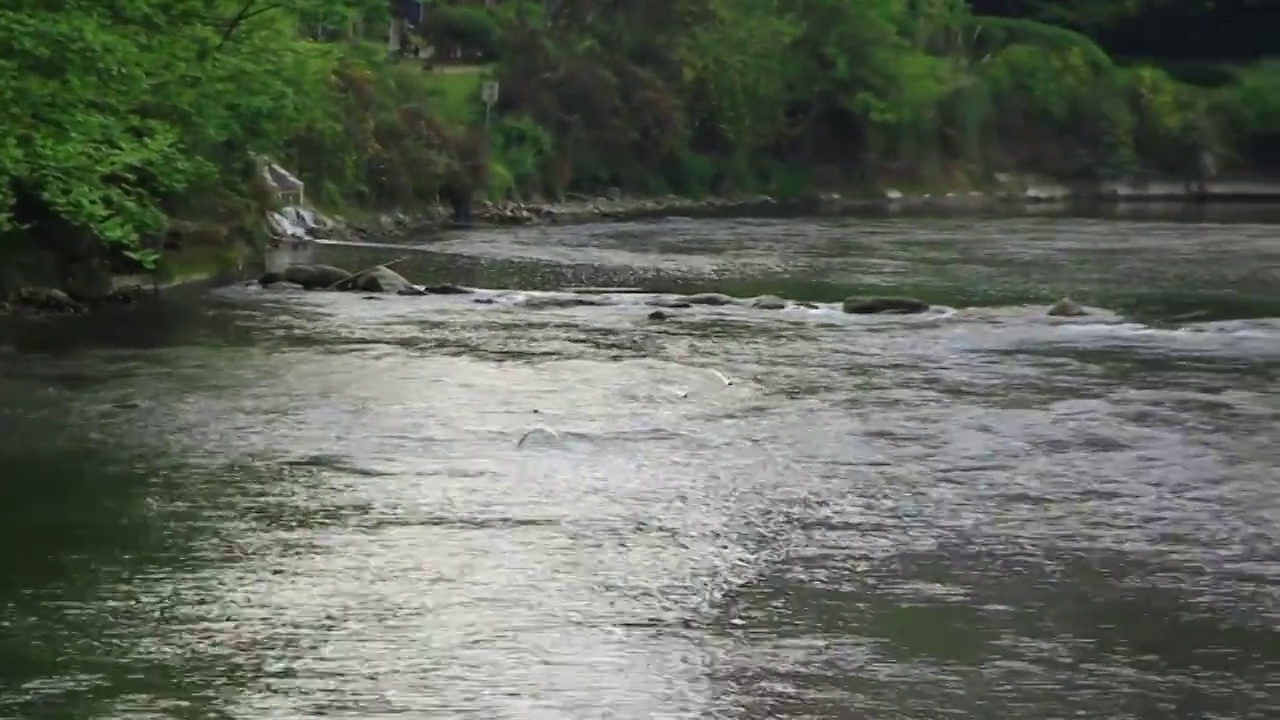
324,256,411,291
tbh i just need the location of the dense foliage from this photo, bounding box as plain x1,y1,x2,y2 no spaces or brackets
490,0,1277,196
0,0,1276,258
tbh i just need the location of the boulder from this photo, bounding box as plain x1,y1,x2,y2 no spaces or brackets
647,309,670,321
842,296,930,314
751,295,788,310
261,264,353,289
1047,297,1088,317
14,287,85,313
347,266,418,294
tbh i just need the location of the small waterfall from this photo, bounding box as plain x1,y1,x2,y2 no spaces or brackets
266,205,323,239
255,155,336,244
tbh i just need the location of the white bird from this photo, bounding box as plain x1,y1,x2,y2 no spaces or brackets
709,369,734,386
517,427,562,448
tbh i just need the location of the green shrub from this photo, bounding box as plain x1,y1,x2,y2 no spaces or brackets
488,115,554,200
764,162,814,199
1083,85,1140,179
1213,60,1280,169
1121,65,1205,174
491,1,544,29
965,16,1113,71
662,149,717,199
486,158,515,202
284,56,457,211
982,43,1099,126
426,7,501,62
1216,61,1280,137
1130,58,1241,89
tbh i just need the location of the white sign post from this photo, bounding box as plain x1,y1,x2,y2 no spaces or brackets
481,81,499,128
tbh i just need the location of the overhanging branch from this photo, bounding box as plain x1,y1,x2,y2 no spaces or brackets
214,1,284,52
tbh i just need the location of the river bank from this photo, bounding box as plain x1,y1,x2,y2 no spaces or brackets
4,176,1279,320
0,239,253,319
331,174,1280,240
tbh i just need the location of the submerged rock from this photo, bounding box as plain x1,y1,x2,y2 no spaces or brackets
1047,297,1088,317
842,296,931,314
521,295,603,309
645,297,692,309
262,281,305,292
751,295,788,310
565,286,648,294
647,309,671,321
425,283,473,295
684,292,738,306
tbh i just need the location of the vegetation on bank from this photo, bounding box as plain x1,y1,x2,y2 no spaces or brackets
0,0,1277,273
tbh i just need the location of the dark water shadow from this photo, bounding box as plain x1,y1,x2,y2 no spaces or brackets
711,543,1280,719
0,425,289,719
0,295,259,355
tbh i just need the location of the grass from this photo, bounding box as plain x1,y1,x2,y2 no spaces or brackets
412,62,493,128
345,39,492,127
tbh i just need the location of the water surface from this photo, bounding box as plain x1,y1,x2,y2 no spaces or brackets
2,211,1278,719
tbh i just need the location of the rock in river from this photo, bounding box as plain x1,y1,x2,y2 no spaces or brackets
684,292,739,306
842,296,931,314
346,266,420,294
751,295,788,310
13,287,85,313
260,264,353,290
425,284,473,295
1047,297,1088,317
521,295,603,310
645,297,692,309
261,281,305,292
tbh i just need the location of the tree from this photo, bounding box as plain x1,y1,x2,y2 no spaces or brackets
0,1,382,256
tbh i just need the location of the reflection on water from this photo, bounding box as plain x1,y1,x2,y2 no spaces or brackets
2,211,1278,719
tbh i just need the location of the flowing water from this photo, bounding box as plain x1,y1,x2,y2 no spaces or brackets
2,210,1279,719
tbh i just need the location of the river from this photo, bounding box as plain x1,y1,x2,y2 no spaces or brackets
2,209,1278,719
